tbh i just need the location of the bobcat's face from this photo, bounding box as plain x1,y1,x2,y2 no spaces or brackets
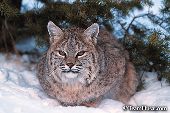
47,22,99,85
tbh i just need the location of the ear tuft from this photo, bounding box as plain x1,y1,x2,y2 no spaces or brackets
47,21,63,38
83,23,99,43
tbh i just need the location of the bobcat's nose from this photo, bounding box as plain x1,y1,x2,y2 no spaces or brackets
66,63,74,68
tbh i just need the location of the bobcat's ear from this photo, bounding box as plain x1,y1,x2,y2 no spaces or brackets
47,21,63,42
83,23,99,44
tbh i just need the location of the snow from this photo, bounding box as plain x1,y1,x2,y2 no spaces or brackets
129,72,170,107
0,53,170,113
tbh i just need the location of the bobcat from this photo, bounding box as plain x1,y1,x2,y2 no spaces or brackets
37,21,138,107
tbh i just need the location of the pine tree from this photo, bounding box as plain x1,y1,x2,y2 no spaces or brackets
0,0,169,83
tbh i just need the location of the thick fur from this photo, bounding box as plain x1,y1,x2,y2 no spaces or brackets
37,22,138,106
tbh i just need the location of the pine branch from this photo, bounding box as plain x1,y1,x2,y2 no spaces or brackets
118,13,149,43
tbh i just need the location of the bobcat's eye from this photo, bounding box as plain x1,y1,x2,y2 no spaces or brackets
76,51,86,57
58,50,66,57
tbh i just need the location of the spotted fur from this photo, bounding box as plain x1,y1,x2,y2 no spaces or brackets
37,21,138,106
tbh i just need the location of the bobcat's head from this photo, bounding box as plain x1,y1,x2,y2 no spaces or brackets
47,21,99,85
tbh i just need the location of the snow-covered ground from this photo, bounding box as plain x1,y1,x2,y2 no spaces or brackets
0,53,170,113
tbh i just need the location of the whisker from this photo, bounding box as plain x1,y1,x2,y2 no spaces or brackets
76,67,83,69
60,66,65,68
